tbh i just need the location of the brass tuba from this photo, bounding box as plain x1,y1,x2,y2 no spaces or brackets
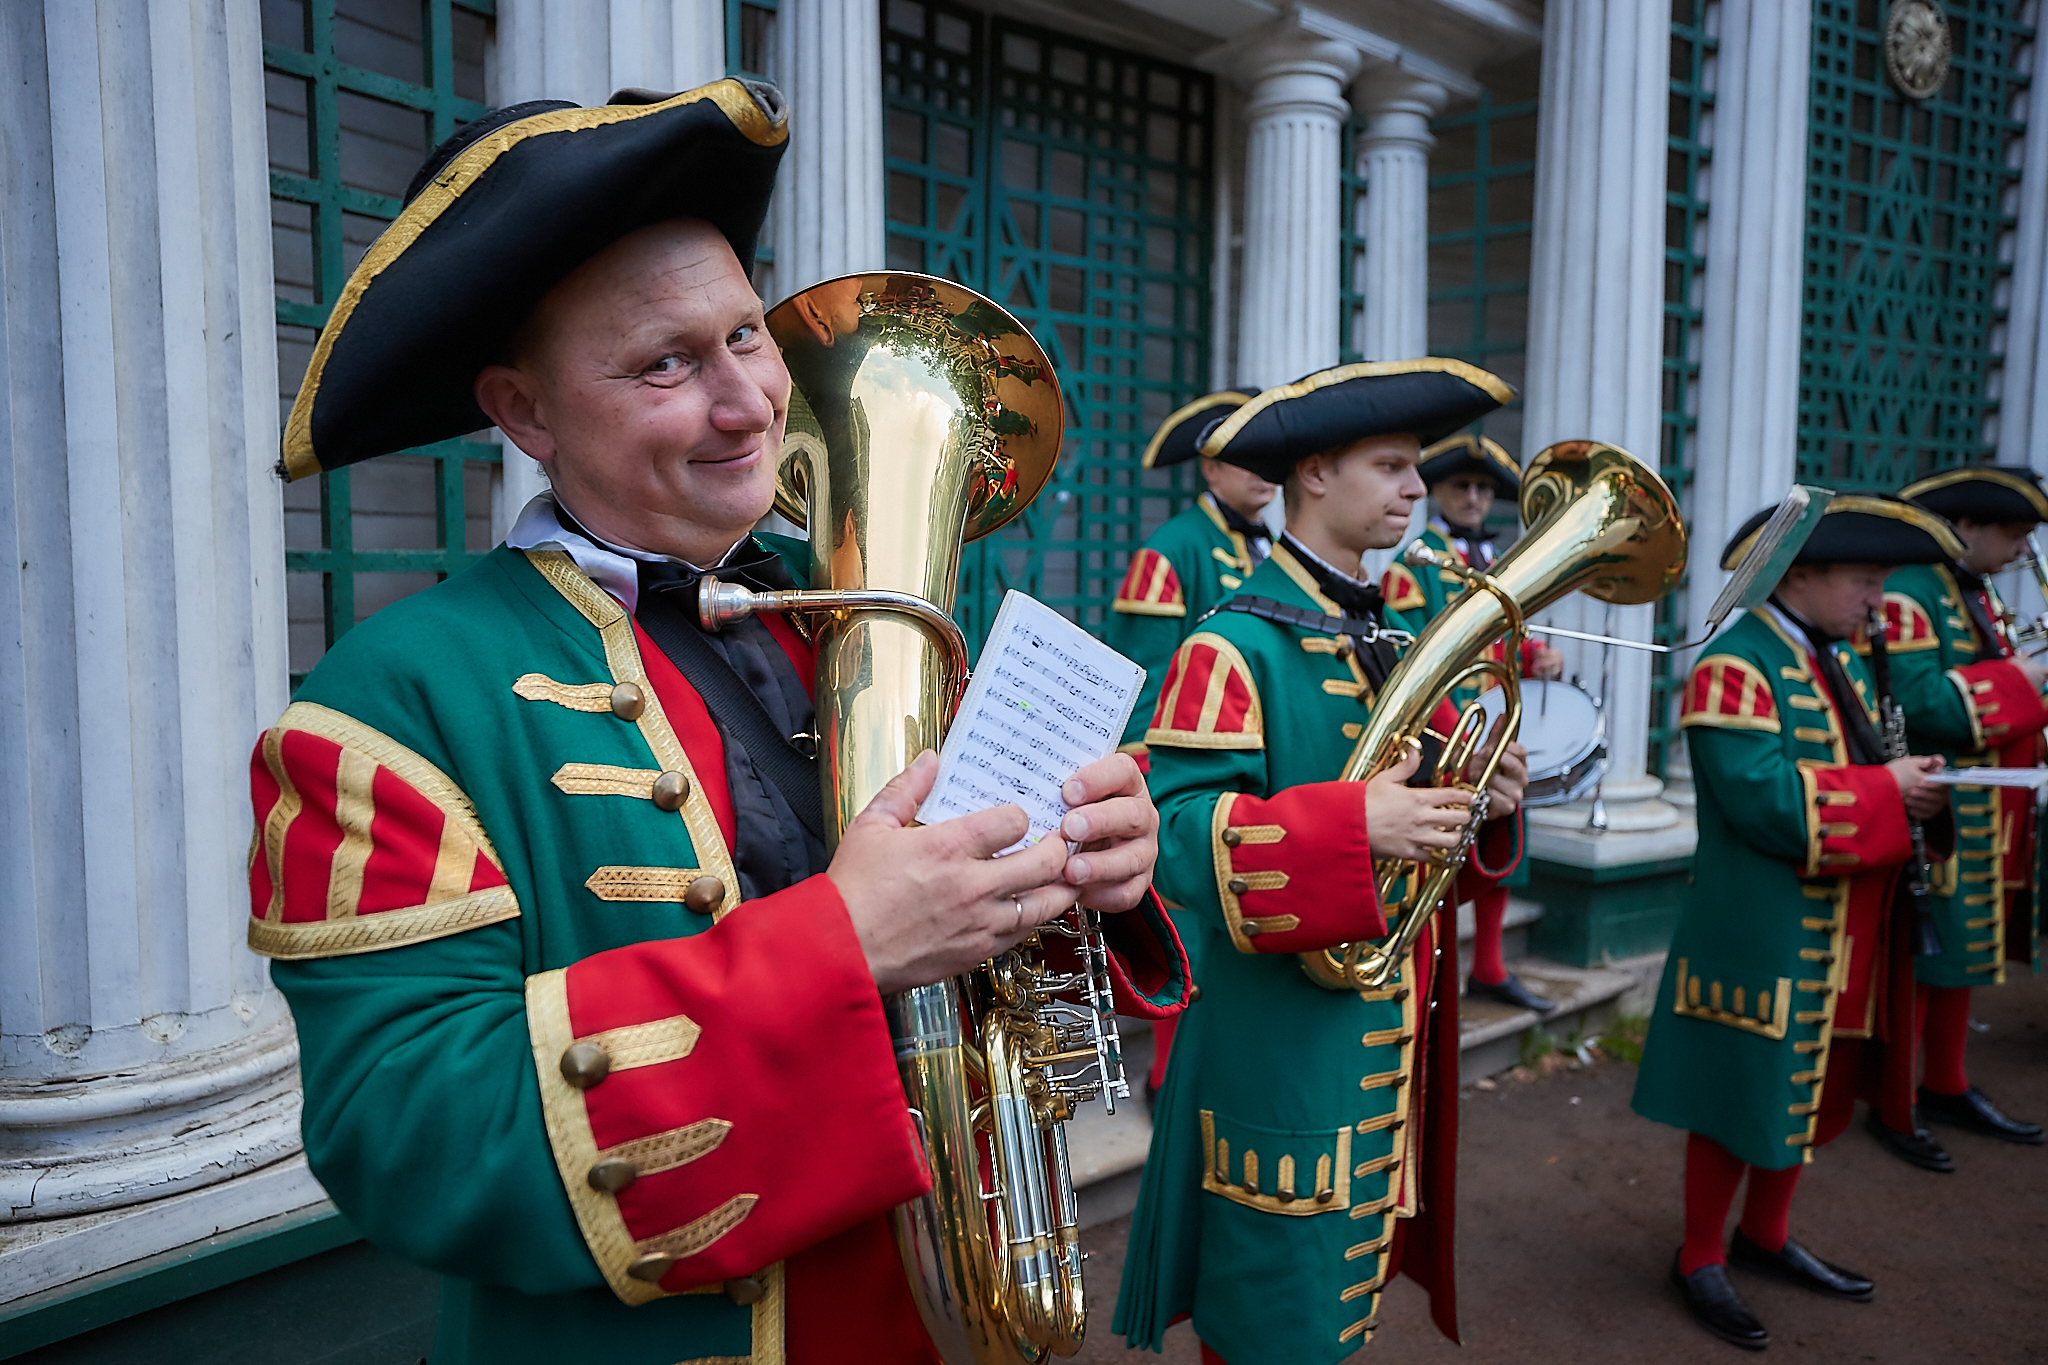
1300,441,1688,991
700,272,1123,1363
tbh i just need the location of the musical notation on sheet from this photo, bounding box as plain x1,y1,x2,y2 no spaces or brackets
917,590,1146,854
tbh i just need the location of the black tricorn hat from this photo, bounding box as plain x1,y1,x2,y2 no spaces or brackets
280,79,788,481
1721,494,1963,571
1196,360,1513,485
1419,431,1519,498
1141,390,1255,469
1899,465,2048,527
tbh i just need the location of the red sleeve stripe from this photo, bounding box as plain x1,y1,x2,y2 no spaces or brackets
1160,641,1219,732
1115,548,1184,610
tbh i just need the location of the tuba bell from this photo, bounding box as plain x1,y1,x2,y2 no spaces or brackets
1300,441,1688,991
701,272,1124,1363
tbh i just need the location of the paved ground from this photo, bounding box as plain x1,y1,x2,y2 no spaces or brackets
1076,971,2048,1364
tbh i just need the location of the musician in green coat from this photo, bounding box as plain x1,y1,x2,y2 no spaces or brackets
1114,360,1530,1363
1636,499,1956,1350
1856,467,2048,1166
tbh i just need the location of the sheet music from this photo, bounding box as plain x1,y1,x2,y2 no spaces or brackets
1923,767,2048,790
917,590,1147,854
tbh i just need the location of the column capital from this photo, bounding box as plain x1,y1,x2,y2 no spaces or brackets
1352,67,1450,122
1224,16,1362,123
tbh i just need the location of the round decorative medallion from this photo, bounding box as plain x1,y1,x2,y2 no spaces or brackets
1885,0,1951,101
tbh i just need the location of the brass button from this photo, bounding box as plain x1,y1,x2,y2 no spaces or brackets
1240,920,1262,938
1275,1188,1295,1204
1187,983,1201,1004
651,770,690,812
683,875,727,916
724,1275,767,1305
1227,877,1248,895
587,1159,637,1193
610,682,646,721
1314,1188,1335,1205
626,1252,675,1283
559,1041,612,1089
1221,827,1243,848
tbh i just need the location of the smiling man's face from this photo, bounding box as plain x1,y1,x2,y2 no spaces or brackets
476,217,790,563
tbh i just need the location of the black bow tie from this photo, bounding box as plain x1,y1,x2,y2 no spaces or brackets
636,544,796,611
1282,534,1385,622
1773,599,1885,765
1213,497,1270,544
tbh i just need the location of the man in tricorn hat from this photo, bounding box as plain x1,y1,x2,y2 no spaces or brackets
1382,431,1564,1015
244,81,1187,1365
1636,498,1956,1349
1105,388,1264,1106
1857,466,2048,1167
1113,360,1530,1361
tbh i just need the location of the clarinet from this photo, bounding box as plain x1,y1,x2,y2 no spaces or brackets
1866,607,1944,957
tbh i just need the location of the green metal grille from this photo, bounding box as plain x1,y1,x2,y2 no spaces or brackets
265,0,500,683
726,0,777,79
1800,0,2032,488
882,1,1214,649
1412,60,1540,456
1649,0,1718,777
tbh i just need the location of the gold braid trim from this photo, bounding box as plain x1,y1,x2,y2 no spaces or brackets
248,885,518,960
552,764,662,799
583,1015,703,1072
514,674,617,712
635,1194,760,1260
597,1118,732,1179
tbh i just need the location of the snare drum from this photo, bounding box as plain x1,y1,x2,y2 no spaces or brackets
1476,680,1605,808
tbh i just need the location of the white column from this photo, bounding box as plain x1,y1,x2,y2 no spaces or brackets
1520,0,1684,861
494,0,729,517
1996,25,2048,629
768,0,884,295
1,0,305,1294
1351,70,1446,363
1230,19,1361,388
1686,0,1811,647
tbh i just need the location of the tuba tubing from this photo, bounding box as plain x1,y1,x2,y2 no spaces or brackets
1301,441,1687,991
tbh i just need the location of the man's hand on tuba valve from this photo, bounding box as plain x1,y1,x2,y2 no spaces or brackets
1365,743,1479,861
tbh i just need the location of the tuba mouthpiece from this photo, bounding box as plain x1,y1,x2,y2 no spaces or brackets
696,575,762,632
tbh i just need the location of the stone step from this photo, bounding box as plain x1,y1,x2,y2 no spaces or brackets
1453,954,1641,1085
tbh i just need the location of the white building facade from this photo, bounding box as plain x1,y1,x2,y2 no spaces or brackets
4,0,2044,1351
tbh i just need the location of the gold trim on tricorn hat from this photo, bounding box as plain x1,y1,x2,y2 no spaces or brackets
1899,465,2048,525
1720,494,1963,571
1418,431,1519,498
1142,391,1254,469
281,78,788,482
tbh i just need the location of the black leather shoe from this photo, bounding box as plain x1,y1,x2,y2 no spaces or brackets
1918,1085,2046,1145
1669,1255,1768,1350
1865,1110,1955,1173
1467,972,1558,1013
1728,1230,1874,1301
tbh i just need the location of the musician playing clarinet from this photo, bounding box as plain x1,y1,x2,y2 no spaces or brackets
1114,361,1529,1362
241,83,1186,1365
1636,498,1956,1349
1857,467,2048,1166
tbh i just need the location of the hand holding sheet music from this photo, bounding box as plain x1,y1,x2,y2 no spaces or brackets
917,591,1147,854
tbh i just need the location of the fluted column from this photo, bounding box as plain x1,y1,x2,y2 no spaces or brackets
1520,0,1683,860
495,0,729,517
1686,0,1811,647
1230,19,1361,388
1351,71,1446,363
1997,25,2048,627
0,0,302,1286
769,0,883,296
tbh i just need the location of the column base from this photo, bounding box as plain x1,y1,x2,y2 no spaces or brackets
1523,807,1698,969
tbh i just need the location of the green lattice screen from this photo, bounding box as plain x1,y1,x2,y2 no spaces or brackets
1648,0,1717,776
265,0,500,684
882,0,1214,650
1800,0,2032,488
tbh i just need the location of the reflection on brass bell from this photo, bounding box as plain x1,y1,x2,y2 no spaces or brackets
587,1159,637,1193
1221,827,1243,848
1227,877,1248,895
724,1275,767,1305
627,1252,675,1283
559,1041,611,1089
684,875,726,916
651,770,690,812
610,682,646,721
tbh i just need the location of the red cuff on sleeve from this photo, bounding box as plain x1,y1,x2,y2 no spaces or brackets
561,875,929,1293
1955,659,2048,744
1805,765,1912,876
1098,887,1192,1017
1213,782,1382,954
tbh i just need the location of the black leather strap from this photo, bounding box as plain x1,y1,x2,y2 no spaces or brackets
1203,594,1407,688
634,602,828,842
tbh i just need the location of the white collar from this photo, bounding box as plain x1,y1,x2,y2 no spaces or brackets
504,492,745,613
1280,532,1375,593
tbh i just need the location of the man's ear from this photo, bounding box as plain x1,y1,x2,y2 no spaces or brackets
1293,451,1329,500
475,365,555,465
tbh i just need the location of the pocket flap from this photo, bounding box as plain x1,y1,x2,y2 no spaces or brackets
1671,955,1792,1040
1200,1109,1351,1217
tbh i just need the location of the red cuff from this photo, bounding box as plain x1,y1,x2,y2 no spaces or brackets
540,875,928,1298
1954,659,2048,745
1099,887,1192,1017
1455,814,1523,899
1804,766,1912,876
1211,782,1382,954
